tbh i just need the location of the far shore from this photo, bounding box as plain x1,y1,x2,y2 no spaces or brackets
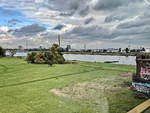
63,52,149,56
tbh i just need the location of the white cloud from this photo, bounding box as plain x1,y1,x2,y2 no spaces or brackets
0,0,150,48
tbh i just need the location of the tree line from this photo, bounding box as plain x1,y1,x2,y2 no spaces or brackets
0,46,5,57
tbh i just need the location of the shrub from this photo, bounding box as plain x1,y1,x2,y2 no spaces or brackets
0,46,5,57
50,44,65,64
44,52,53,66
34,52,46,64
26,52,37,63
26,44,65,65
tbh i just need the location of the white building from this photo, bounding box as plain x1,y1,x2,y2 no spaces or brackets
107,48,119,52
68,49,79,52
145,48,150,53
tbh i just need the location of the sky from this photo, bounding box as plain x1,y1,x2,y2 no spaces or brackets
0,0,150,49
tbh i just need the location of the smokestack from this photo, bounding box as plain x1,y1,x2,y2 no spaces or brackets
58,35,61,47
26,40,28,50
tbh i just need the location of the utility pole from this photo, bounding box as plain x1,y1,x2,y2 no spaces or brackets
26,40,28,50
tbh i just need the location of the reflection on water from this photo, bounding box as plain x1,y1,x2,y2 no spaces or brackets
14,52,28,57
12,52,136,65
6,51,28,57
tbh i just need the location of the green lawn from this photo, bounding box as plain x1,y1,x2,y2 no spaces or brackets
143,107,150,113
0,57,145,113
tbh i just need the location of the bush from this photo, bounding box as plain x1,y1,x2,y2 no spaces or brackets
26,44,65,65
44,52,53,66
50,44,65,64
26,52,37,63
0,46,5,57
34,52,46,64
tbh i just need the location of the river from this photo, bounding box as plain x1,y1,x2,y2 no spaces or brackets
63,54,136,65
10,52,136,65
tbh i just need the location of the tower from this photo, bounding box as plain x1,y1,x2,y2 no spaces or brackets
84,44,86,50
58,35,61,47
26,40,28,50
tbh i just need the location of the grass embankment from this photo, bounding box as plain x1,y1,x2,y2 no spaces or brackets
63,52,149,56
0,57,145,113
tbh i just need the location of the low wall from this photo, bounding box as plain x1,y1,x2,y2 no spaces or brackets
132,54,150,94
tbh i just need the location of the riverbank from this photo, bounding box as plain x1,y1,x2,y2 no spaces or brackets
6,52,137,65
63,52,149,56
0,57,146,113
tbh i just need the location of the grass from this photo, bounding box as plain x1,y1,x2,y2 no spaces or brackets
0,57,145,113
63,52,149,56
143,107,150,113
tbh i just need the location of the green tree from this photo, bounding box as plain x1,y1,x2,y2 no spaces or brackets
44,52,53,66
0,46,5,57
26,52,37,63
125,48,129,53
34,52,46,64
119,48,122,52
50,44,65,64
26,44,65,65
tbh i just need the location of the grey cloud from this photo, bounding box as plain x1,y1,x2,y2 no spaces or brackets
47,0,91,17
69,1,79,10
65,22,150,43
84,17,94,24
79,6,90,17
40,32,58,39
8,19,21,26
66,25,112,40
117,18,150,29
53,24,66,30
14,24,46,36
105,15,126,23
59,12,74,17
93,0,143,11
118,22,144,29
93,0,123,11
0,0,150,48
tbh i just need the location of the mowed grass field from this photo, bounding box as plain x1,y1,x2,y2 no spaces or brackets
0,57,145,113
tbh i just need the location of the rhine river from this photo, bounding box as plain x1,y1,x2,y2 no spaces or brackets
12,52,136,65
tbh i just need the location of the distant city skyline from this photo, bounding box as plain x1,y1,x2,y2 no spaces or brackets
0,0,150,49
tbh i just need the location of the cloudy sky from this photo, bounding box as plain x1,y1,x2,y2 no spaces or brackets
0,0,150,49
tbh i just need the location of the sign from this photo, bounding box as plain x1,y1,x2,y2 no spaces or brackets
140,67,150,80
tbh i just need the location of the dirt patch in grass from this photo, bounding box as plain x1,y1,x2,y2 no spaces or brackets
50,72,133,99
120,72,133,79
50,78,105,98
49,72,138,113
50,89,69,97
50,78,112,113
119,72,133,87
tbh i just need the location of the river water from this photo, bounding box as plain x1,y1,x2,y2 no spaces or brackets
11,52,136,65
64,54,136,65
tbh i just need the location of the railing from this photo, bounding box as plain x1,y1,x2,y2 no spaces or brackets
127,99,150,113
